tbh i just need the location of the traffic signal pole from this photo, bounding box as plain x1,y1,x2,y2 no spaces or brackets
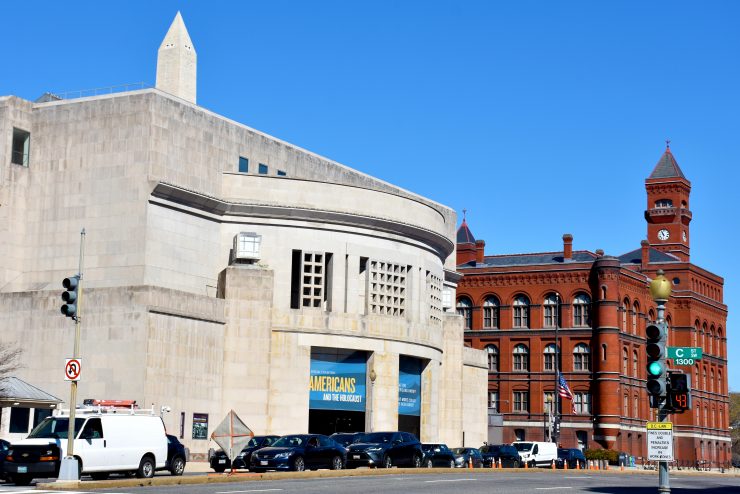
58,228,85,482
649,270,671,494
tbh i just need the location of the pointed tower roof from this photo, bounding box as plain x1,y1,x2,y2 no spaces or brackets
649,143,686,179
456,219,476,244
156,11,197,104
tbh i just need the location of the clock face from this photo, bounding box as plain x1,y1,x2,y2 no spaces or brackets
658,229,670,241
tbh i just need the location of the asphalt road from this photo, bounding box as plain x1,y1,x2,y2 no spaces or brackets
3,470,739,494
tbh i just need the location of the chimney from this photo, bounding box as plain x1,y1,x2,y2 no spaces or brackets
563,234,573,261
641,240,650,270
475,240,485,264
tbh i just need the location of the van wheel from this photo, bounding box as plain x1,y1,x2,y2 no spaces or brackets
136,456,155,478
528,460,535,468
383,455,393,469
449,459,455,468
13,474,32,486
412,455,422,468
90,472,109,480
426,459,433,468
170,457,186,476
213,465,226,473
331,456,343,470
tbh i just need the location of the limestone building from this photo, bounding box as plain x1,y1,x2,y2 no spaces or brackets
0,13,487,456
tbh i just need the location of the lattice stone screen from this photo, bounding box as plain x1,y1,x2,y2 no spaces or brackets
368,260,407,316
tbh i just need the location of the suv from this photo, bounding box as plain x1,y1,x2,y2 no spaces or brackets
161,434,187,476
345,432,423,469
556,448,586,469
480,444,522,468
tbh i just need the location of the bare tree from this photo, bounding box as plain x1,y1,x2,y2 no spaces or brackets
0,345,22,380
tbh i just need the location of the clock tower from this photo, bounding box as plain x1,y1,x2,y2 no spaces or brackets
644,143,692,261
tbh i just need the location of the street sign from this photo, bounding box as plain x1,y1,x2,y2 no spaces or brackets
64,358,82,381
667,347,702,366
646,422,673,461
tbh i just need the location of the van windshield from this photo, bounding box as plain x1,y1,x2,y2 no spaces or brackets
28,417,85,439
513,442,533,452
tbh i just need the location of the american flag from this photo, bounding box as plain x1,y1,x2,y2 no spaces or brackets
558,373,576,413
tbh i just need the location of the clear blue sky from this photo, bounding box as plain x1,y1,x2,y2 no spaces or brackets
2,1,738,387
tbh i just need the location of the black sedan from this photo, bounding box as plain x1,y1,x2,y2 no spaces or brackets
421,443,456,468
210,435,280,472
452,447,484,468
345,431,423,469
480,444,522,468
249,434,346,472
556,448,586,469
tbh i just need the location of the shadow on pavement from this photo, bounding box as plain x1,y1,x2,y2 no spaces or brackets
585,487,738,494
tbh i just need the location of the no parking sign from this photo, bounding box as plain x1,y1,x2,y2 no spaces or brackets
64,358,82,381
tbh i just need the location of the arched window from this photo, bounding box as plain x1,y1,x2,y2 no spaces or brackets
632,350,639,376
648,308,656,322
632,301,639,335
720,407,725,429
718,370,723,395
633,394,639,417
623,394,629,415
543,294,559,328
693,320,701,347
718,328,724,357
544,343,558,372
622,347,628,375
485,345,499,372
573,343,590,371
655,198,673,208
702,323,708,350
709,325,715,355
457,297,472,330
482,296,500,329
621,298,629,331
512,295,530,328
513,344,529,371
710,369,715,393
572,293,591,327
703,366,707,389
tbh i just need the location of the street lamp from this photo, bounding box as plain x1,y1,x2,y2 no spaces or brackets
649,269,672,493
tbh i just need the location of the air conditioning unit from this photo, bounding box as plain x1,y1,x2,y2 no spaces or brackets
233,232,262,263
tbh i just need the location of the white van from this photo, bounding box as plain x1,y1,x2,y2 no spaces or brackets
4,406,167,485
512,441,557,467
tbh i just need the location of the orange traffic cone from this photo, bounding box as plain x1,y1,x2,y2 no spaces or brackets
551,459,556,469
564,459,568,470
525,460,529,469
469,456,473,469
498,458,502,469
576,460,580,470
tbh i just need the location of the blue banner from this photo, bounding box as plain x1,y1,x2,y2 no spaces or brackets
398,356,422,416
309,351,366,412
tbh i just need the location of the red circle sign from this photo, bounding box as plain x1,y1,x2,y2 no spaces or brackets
65,359,81,380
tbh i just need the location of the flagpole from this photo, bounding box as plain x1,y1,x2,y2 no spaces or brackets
554,293,560,444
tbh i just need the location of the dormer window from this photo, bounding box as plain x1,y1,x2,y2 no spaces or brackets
655,199,673,208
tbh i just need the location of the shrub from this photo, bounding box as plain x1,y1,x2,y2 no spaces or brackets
584,448,620,464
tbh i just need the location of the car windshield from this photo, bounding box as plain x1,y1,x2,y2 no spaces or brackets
421,444,439,452
28,417,85,439
271,435,306,448
513,442,533,452
247,437,262,448
480,445,501,454
331,434,358,446
557,449,569,458
452,448,468,454
357,432,394,444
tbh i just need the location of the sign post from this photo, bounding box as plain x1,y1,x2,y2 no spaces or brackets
647,422,674,461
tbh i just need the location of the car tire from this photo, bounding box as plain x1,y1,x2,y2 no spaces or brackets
292,456,305,472
449,459,455,468
136,455,155,479
426,459,433,468
383,455,393,469
331,456,343,470
13,474,32,486
413,455,422,468
90,472,110,480
528,460,535,468
170,456,186,476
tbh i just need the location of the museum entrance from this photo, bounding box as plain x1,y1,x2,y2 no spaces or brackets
308,347,368,435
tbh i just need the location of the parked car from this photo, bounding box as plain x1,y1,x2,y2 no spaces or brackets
556,448,586,469
512,441,557,468
329,432,363,449
249,434,346,472
0,439,9,480
4,408,167,485
451,447,484,468
161,434,187,476
421,443,456,468
345,431,423,469
479,444,522,468
210,435,280,472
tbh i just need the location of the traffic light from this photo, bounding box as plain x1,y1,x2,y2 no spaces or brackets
645,322,668,405
667,372,692,413
61,275,79,319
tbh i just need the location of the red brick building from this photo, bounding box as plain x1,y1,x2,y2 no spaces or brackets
456,146,730,467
